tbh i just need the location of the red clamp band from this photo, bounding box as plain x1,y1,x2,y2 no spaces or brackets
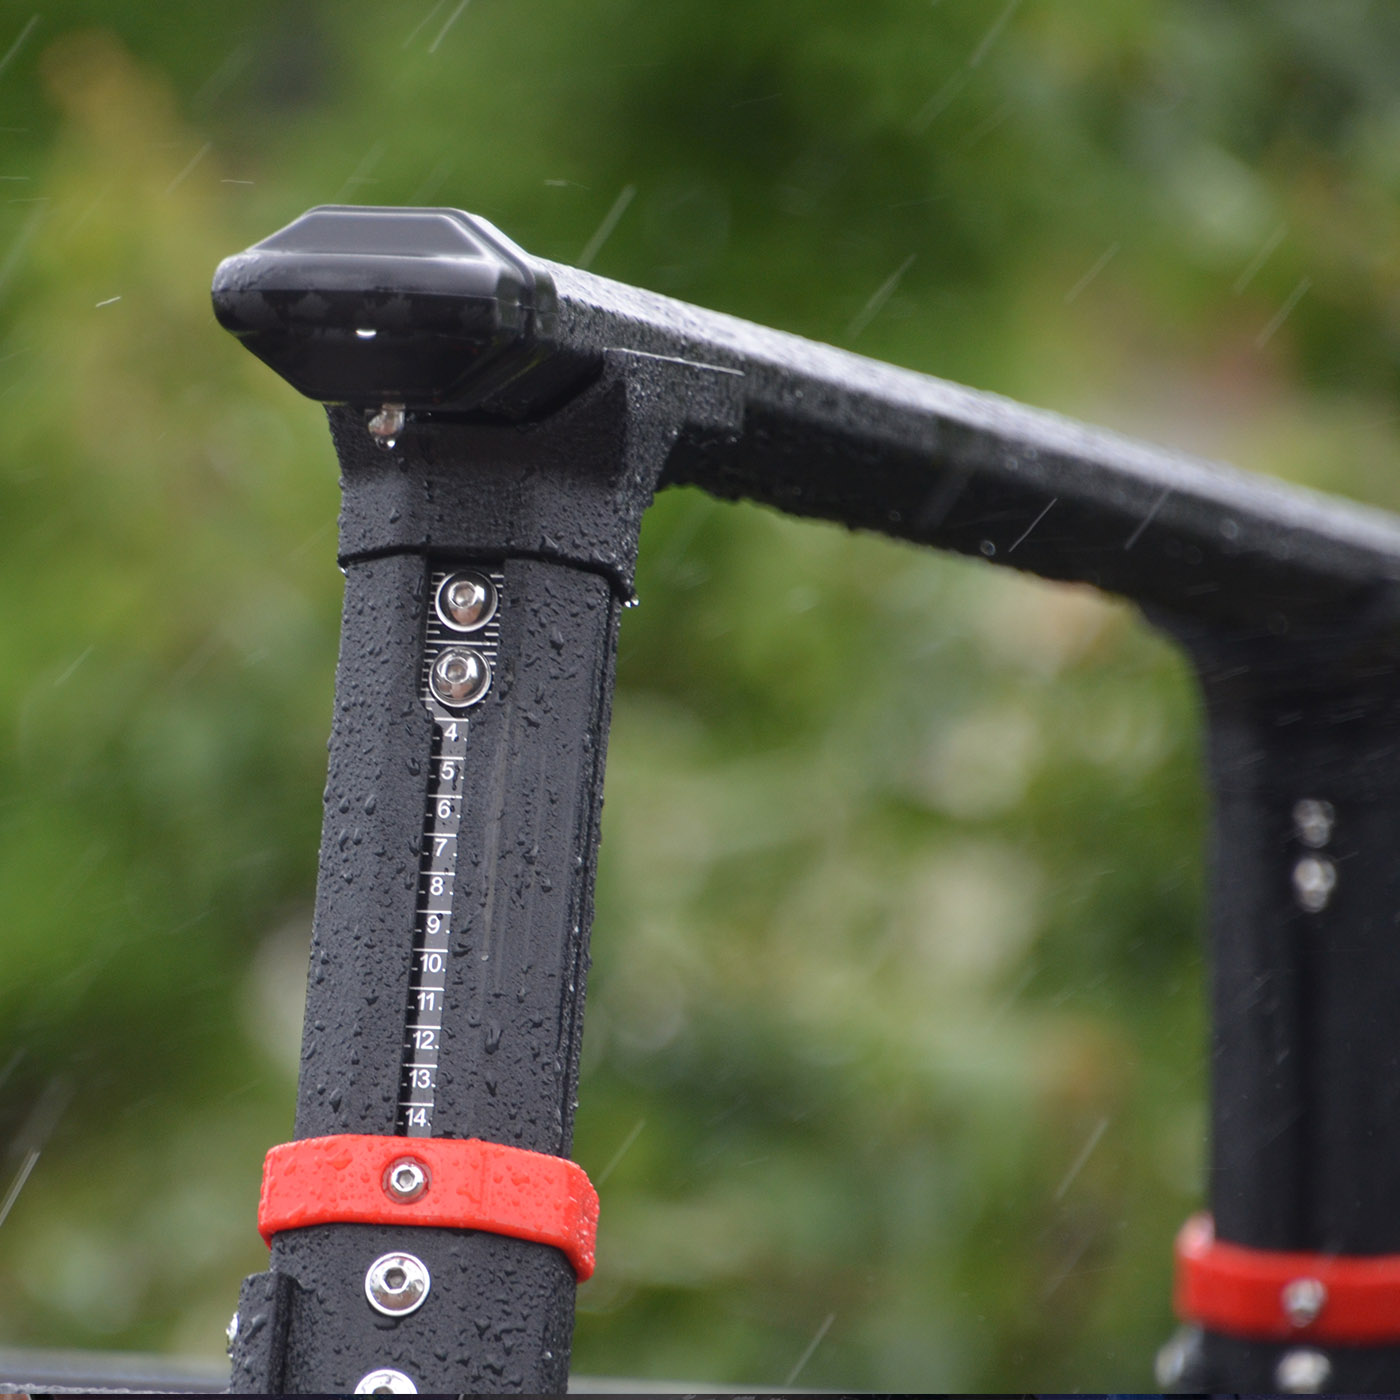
1175,1212,1400,1345
258,1134,599,1281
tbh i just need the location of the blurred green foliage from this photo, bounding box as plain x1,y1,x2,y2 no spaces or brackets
0,0,1397,1389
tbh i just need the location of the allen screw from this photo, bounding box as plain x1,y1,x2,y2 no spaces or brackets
383,1157,429,1203
436,570,498,632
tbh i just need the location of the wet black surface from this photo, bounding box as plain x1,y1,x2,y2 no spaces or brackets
238,552,618,1394
218,208,1400,1392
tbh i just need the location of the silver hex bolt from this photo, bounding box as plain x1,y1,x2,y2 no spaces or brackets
1293,855,1337,912
437,570,498,633
383,1156,429,1203
429,647,490,708
1276,1347,1331,1393
365,402,405,451
1292,798,1335,849
1282,1276,1327,1327
354,1366,418,1394
365,1250,431,1317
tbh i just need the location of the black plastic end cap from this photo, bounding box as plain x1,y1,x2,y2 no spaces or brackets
212,205,596,418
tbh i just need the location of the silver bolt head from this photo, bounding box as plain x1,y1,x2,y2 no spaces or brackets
366,402,406,451
1276,1347,1331,1393
1293,855,1336,912
365,1250,431,1317
354,1366,417,1394
1282,1276,1327,1327
429,647,490,707
383,1157,429,1203
437,571,497,633
225,1311,239,1352
1292,798,1335,848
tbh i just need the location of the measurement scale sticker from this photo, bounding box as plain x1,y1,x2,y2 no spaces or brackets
396,566,503,1136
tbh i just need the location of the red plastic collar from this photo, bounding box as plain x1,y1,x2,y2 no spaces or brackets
1175,1212,1400,1344
258,1134,599,1281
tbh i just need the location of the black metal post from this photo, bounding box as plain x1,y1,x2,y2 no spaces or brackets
214,204,1400,1393
1161,610,1400,1391
217,208,739,1394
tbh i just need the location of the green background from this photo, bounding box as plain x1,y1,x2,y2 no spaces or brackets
1,1,1398,1389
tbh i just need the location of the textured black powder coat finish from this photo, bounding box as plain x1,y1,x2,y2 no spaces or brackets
239,550,618,1395
540,259,1400,634
230,397,646,1392
229,1270,296,1393
216,208,1400,1391
328,350,743,595
430,559,617,1152
271,1222,575,1394
1199,1333,1400,1391
1172,622,1400,1256
1153,610,1400,1392
245,553,619,1395
295,551,433,1139
533,253,1400,1389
